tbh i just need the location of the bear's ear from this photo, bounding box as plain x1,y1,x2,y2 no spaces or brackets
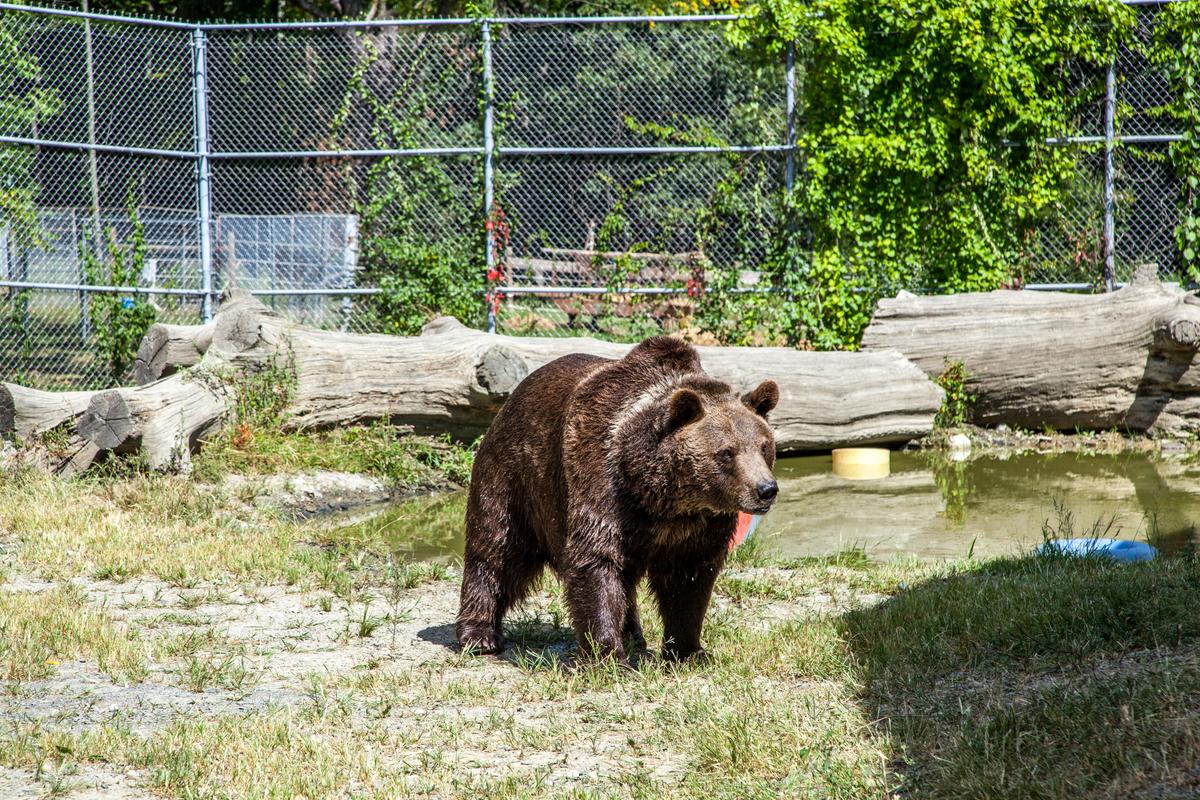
665,388,705,433
742,380,779,419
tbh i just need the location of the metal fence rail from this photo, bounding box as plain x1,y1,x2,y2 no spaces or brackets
0,1,1190,388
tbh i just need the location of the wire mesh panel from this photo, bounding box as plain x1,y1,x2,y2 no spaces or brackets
1,12,193,152
1018,147,1106,288
1119,3,1174,139
207,25,481,153
493,21,785,148
0,3,1195,388
491,152,779,337
1114,144,1181,283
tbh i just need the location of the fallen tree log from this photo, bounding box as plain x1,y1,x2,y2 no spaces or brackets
0,384,96,438
5,292,943,474
860,267,1200,433
196,299,942,450
133,322,213,384
76,372,229,470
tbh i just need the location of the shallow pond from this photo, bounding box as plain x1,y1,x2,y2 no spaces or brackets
322,451,1200,562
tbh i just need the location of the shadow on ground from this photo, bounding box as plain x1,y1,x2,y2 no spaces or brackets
838,553,1200,799
418,615,582,669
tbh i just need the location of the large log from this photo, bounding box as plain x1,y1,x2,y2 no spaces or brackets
860,267,1200,433
0,383,96,438
133,322,213,384
201,300,942,451
76,373,228,471
8,292,941,474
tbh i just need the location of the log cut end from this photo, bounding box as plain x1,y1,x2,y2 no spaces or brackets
210,294,284,359
77,391,135,451
1157,299,1200,351
0,384,14,435
134,325,173,385
474,345,529,396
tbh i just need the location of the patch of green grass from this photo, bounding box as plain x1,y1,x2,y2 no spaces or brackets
843,555,1200,691
178,652,258,693
193,422,475,487
716,571,798,604
0,585,146,683
899,661,1200,799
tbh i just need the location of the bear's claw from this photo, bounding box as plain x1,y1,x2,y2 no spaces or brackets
458,627,505,655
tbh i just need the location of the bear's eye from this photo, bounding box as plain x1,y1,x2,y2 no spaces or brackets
717,448,735,464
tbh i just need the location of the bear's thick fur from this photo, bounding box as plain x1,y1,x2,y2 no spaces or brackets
456,336,779,663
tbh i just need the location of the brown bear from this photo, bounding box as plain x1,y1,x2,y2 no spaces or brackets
455,336,779,664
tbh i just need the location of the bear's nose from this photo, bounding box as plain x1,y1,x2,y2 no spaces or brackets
756,479,778,502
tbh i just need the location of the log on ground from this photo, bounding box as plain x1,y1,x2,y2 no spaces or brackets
860,266,1200,434
0,384,97,439
198,298,943,451
75,373,229,472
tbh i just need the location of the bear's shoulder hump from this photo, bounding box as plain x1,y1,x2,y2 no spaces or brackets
623,336,701,374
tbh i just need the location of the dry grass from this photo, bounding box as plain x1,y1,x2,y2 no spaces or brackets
0,584,146,683
0,455,1198,798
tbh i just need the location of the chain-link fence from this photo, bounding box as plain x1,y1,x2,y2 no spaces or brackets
1021,2,1184,290
0,1,1191,388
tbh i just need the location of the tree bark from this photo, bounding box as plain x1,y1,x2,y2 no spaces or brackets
197,299,942,450
0,384,96,438
860,267,1200,434
10,292,943,474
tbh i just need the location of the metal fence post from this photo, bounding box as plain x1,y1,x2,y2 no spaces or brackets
81,0,99,342
1103,62,1116,292
785,41,796,192
482,19,496,333
192,26,215,321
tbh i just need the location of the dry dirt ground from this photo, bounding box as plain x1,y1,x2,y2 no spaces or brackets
0,556,880,798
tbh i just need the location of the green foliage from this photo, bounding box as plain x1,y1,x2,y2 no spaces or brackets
730,0,1134,348
81,196,158,385
333,34,484,335
194,422,476,487
372,241,482,335
223,350,297,430
935,357,973,429
1151,0,1200,284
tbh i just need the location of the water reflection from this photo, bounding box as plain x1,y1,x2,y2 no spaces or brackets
761,452,1200,560
318,453,1200,564
321,491,468,562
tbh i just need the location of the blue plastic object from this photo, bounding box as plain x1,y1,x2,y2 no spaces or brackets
1037,537,1158,563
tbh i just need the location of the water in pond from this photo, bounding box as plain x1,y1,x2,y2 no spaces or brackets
321,452,1200,562
761,451,1200,560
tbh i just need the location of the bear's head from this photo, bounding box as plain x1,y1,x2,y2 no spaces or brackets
632,377,780,517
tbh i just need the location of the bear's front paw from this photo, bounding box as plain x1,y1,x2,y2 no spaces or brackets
662,646,710,665
458,626,505,655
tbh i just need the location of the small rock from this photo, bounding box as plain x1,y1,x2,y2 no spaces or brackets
947,433,971,462
0,440,17,470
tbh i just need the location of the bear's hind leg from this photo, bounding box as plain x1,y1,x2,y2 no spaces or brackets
456,497,543,655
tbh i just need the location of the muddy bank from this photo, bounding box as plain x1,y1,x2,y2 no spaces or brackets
223,469,460,518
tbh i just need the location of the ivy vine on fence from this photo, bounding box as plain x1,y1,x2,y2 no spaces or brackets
1152,0,1200,285
81,193,157,385
728,0,1134,348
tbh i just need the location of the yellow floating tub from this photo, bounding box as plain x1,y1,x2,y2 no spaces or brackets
831,447,890,480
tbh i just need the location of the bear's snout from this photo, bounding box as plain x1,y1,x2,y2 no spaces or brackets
756,479,778,502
